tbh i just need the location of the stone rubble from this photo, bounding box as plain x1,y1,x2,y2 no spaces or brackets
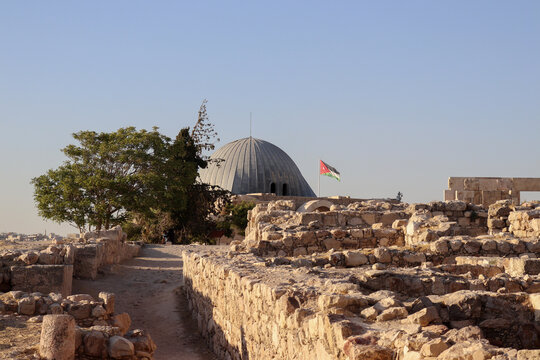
0,226,155,360
0,290,156,359
0,225,141,296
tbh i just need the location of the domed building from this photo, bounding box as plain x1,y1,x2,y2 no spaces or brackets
199,137,315,197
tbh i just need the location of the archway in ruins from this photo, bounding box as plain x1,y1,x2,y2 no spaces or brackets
296,199,333,213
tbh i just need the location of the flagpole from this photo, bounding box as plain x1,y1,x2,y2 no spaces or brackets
318,160,320,198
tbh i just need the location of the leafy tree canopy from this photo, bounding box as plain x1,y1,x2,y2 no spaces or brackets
32,101,230,242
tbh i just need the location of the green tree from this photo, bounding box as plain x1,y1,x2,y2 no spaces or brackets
227,202,255,235
32,127,172,232
32,101,230,242
32,163,92,232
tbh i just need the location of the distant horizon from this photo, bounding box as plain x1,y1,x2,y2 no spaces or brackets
1,1,539,235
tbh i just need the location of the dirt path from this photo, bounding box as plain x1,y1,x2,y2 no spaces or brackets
73,245,217,360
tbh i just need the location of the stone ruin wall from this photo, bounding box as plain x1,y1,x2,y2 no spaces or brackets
183,199,540,360
0,226,154,359
243,200,489,257
0,226,141,297
445,177,540,207
182,247,540,360
1,290,156,359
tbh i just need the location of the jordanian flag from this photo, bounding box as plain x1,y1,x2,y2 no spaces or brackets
320,160,341,181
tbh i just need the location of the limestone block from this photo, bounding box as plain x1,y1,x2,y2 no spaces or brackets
293,247,308,256
84,225,123,242
517,350,540,360
50,303,63,314
113,313,132,335
18,296,36,315
361,306,378,320
84,330,107,358
444,190,455,201
531,218,540,232
322,213,338,227
373,248,391,263
457,217,470,227
63,244,76,265
513,177,540,192
347,217,363,226
344,251,368,267
126,329,157,354
68,303,92,320
487,218,506,228
323,238,341,250
99,292,115,314
19,252,39,265
40,314,76,360
464,178,480,191
482,191,504,207
403,351,421,360
343,338,394,360
448,177,465,191
430,239,449,254
403,253,426,265
473,191,483,205
376,306,408,321
108,336,135,358
380,212,401,226
392,219,408,229
361,212,379,226
73,244,103,280
478,178,502,191
507,258,540,276
455,191,475,203
67,294,93,302
496,178,513,191
92,305,106,318
10,265,73,297
407,306,440,327
420,338,449,357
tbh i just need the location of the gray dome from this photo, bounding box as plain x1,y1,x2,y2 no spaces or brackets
199,137,315,197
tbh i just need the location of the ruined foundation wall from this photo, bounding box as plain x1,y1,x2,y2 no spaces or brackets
0,226,141,295
244,200,489,256
182,249,350,360
183,246,540,360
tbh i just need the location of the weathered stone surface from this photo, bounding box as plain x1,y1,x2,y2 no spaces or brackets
68,302,92,320
344,251,368,267
343,336,394,360
67,294,93,302
10,265,73,297
18,296,36,315
113,312,131,335
73,245,102,280
84,330,107,357
420,338,449,357
126,329,157,354
376,306,408,321
40,314,76,360
19,251,39,265
99,291,115,314
108,336,135,358
437,340,495,360
407,306,440,327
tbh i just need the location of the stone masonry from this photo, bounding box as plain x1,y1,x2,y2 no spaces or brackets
183,199,540,360
445,177,540,207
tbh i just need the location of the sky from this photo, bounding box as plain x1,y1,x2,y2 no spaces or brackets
1,1,539,235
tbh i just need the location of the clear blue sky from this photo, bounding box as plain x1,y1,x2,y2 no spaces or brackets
1,1,539,234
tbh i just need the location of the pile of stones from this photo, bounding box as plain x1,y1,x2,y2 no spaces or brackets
0,290,156,359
